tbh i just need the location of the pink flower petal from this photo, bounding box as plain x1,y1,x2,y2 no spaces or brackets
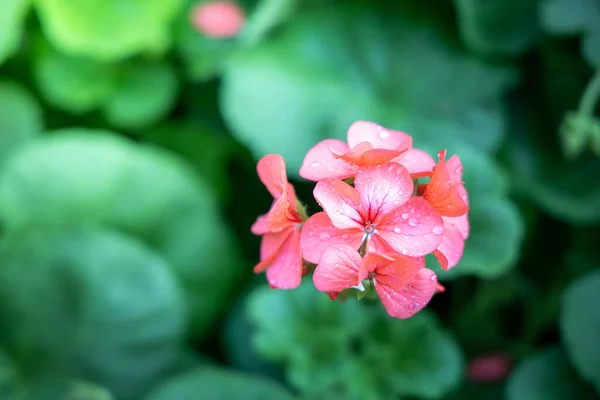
251,215,268,235
444,214,469,240
375,267,437,319
368,254,424,288
393,148,436,177
265,228,303,289
191,1,245,39
433,224,465,270
423,151,468,217
300,212,363,264
265,191,298,232
313,244,367,293
355,162,413,223
445,154,464,182
377,196,444,257
254,228,293,273
347,121,412,152
313,179,364,230
334,142,401,167
299,139,356,181
257,154,288,199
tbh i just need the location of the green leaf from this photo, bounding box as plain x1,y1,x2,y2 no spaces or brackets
34,44,118,113
34,0,184,60
221,5,516,175
65,382,113,400
540,0,600,66
240,0,298,45
0,0,30,65
0,228,186,400
104,62,178,129
145,367,294,400
506,347,597,400
0,81,43,165
560,269,600,393
0,130,243,336
454,0,540,56
246,281,463,399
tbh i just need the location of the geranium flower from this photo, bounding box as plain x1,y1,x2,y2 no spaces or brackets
251,154,305,289
300,162,444,264
428,154,470,270
312,245,438,319
191,1,245,39
423,150,468,217
299,121,435,181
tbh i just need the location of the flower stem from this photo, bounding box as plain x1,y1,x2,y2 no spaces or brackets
579,68,600,116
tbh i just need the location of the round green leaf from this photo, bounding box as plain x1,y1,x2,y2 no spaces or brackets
34,0,183,60
454,0,540,56
103,62,178,129
0,82,43,165
560,270,600,393
0,0,30,65
0,228,186,400
145,367,294,400
506,347,597,400
221,5,515,175
34,44,118,113
0,130,242,336
541,0,600,66
245,281,464,399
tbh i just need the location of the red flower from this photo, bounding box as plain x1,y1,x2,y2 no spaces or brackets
423,150,469,217
251,155,304,289
300,162,443,264
191,1,245,39
299,121,434,181
312,245,438,319
428,153,470,270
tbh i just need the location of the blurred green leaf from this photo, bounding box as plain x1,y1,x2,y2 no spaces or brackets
246,281,463,399
104,62,178,129
34,0,183,60
145,122,243,200
0,229,186,400
34,44,118,113
0,82,43,166
240,0,298,45
145,367,294,400
0,131,243,336
506,347,597,400
540,0,600,66
454,0,540,56
222,5,516,175
560,269,600,393
0,0,30,65
65,381,113,400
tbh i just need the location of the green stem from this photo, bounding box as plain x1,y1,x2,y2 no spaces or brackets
579,68,600,116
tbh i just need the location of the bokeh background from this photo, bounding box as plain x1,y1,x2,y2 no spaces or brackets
1,0,600,399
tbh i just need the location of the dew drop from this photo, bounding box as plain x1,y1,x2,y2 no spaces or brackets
432,225,443,235
408,218,418,227
341,234,349,239
401,212,409,220
455,166,463,175
394,227,402,234
409,301,420,310
320,232,330,240
410,208,416,214
393,200,400,205
430,274,437,281
311,161,321,168
379,130,390,140
401,249,408,255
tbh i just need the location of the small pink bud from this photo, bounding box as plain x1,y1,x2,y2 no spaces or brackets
467,353,512,382
191,1,245,39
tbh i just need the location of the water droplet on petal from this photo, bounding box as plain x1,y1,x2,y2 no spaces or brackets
433,225,443,235
341,234,348,239
311,161,321,168
409,301,420,310
401,213,409,220
430,275,437,281
320,232,330,240
401,249,408,255
394,227,402,233
408,218,418,227
455,166,463,175
379,130,390,140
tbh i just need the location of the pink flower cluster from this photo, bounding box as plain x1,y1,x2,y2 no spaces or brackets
251,121,469,319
